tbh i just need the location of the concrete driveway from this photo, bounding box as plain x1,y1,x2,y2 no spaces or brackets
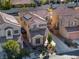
52,33,79,56
52,34,71,54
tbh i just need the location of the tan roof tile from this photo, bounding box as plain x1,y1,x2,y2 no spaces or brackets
55,6,75,15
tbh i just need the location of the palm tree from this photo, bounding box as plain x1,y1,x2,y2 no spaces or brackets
47,33,52,44
47,8,59,32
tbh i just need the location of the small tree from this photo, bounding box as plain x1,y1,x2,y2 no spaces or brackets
1,0,11,10
3,40,32,59
31,1,36,7
47,32,52,44
2,40,21,59
40,0,47,5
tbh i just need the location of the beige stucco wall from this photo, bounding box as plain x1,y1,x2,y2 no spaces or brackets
60,27,79,40
59,15,79,40
68,32,79,40
0,23,21,37
32,35,43,46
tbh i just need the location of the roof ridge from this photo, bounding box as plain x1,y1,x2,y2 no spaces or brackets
29,12,47,22
0,12,20,26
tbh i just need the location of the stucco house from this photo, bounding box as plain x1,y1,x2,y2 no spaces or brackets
0,12,21,43
55,6,79,40
18,9,49,47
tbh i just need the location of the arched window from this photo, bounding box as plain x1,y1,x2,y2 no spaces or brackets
6,29,13,39
36,38,40,44
7,30,11,36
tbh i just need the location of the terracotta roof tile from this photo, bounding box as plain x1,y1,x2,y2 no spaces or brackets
0,12,20,26
55,6,75,15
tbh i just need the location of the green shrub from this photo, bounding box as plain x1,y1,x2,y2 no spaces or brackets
40,0,47,5
47,33,52,44
0,0,11,10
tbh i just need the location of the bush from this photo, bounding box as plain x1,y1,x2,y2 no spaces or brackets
21,49,31,57
2,40,21,59
40,0,47,5
3,40,32,59
0,0,11,10
47,33,52,44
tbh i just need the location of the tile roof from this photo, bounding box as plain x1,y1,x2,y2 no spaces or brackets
0,12,21,27
31,9,48,19
55,6,79,16
20,8,48,26
55,6,79,23
0,15,5,25
55,6,75,16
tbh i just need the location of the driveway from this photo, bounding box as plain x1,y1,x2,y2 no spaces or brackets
52,34,71,54
52,33,79,56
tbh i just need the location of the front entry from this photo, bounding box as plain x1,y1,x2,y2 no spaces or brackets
6,29,13,39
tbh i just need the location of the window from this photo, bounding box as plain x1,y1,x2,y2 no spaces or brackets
33,25,37,28
39,24,46,27
36,38,40,44
70,21,77,27
14,30,19,34
8,30,11,36
73,21,77,26
6,29,13,39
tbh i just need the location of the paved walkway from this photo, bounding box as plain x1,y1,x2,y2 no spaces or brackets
39,55,77,59
49,55,77,59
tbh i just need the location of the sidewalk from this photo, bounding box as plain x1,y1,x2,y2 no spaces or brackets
49,55,77,59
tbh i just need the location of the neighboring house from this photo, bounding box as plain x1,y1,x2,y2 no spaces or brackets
0,12,21,43
18,9,49,46
55,6,79,40
11,0,32,5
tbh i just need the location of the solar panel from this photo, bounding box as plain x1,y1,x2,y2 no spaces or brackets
23,14,32,20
